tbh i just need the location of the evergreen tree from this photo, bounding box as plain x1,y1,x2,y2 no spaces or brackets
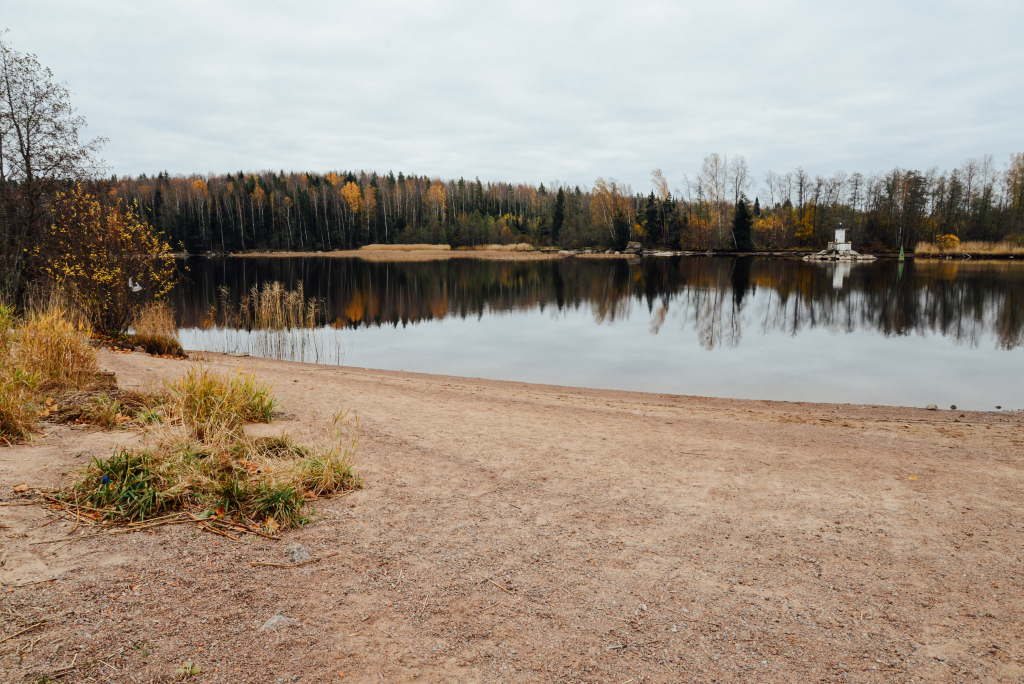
552,188,565,245
733,197,753,250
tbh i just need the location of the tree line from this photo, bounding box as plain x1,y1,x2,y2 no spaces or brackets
4,31,1024,305
98,152,1024,255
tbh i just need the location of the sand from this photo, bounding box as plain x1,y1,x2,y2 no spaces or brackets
2,350,1023,683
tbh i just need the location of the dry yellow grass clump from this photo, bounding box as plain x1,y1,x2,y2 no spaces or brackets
0,301,100,443
360,243,452,251
463,243,536,252
131,302,184,356
916,240,1024,256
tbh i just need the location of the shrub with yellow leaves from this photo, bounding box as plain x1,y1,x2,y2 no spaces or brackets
38,184,177,332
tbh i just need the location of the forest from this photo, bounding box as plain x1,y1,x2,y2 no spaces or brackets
97,153,1024,254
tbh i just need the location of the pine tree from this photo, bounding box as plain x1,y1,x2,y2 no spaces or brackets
552,188,565,245
733,197,753,250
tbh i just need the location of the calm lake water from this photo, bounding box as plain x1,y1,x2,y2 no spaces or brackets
171,256,1024,410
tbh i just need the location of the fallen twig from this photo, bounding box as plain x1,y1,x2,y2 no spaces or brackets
475,600,505,615
482,577,514,595
0,621,47,645
250,551,340,568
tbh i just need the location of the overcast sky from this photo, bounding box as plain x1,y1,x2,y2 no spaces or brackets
6,0,1023,190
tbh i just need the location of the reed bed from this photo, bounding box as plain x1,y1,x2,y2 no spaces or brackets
461,243,536,251
360,243,451,251
189,282,340,363
915,240,1024,256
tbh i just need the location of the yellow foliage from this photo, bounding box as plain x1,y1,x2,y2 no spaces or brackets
40,184,177,332
425,182,447,220
341,182,362,212
936,234,961,251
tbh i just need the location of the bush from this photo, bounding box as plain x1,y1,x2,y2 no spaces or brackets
38,184,177,333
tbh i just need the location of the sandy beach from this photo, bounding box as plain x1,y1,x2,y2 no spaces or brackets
2,350,1023,683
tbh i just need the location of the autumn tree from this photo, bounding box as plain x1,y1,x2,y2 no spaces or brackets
40,185,175,332
0,33,104,300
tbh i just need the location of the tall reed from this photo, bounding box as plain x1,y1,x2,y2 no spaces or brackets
916,240,1024,256
192,282,338,363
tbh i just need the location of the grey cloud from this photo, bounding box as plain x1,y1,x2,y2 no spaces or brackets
5,0,1023,188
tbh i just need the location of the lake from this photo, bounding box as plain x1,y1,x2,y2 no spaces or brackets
171,256,1024,410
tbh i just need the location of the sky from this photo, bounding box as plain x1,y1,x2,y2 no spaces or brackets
5,0,1024,191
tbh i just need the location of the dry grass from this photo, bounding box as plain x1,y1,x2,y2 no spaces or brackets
0,301,102,443
49,388,168,429
167,365,278,441
915,240,1024,256
10,305,98,392
238,281,319,330
70,367,361,528
131,301,185,357
461,243,536,252
360,243,451,251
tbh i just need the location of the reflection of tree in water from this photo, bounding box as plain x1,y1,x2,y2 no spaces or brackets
172,257,1024,351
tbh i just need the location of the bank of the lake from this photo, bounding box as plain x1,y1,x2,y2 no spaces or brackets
3,349,1023,682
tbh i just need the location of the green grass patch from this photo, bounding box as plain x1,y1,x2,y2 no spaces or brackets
67,366,361,530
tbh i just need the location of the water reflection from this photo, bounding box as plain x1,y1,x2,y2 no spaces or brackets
172,256,1024,352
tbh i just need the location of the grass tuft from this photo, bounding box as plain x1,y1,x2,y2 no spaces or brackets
68,366,361,529
168,365,279,441
0,300,100,443
130,302,185,357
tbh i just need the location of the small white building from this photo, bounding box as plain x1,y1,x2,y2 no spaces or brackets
828,228,852,252
804,224,876,262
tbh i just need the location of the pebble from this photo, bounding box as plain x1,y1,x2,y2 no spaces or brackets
926,404,937,410
286,543,311,563
260,615,297,632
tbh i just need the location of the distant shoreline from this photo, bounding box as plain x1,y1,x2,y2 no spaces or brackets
174,248,941,261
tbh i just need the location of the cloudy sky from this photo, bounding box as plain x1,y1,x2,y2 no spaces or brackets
6,0,1023,190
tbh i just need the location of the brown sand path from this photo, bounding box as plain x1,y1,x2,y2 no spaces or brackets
1,349,1023,683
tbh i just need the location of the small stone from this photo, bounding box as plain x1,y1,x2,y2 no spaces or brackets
13,483,29,493
950,405,956,410
286,543,311,563
260,615,297,632
133,346,146,353
926,404,937,410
